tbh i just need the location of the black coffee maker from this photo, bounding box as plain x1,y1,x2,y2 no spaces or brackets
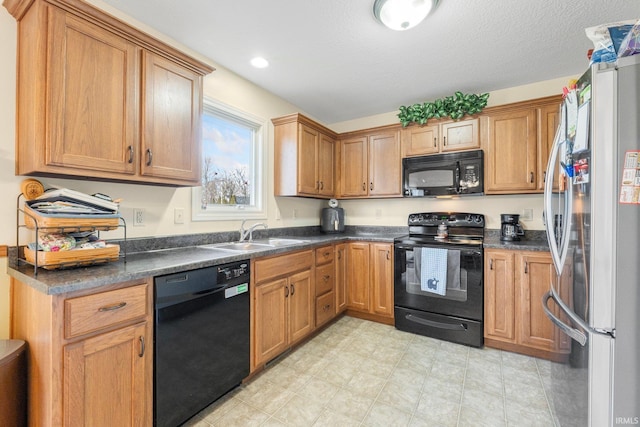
500,214,525,241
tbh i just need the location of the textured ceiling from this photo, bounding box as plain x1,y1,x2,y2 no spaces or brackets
99,0,638,124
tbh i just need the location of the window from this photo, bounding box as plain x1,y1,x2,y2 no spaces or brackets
192,98,267,220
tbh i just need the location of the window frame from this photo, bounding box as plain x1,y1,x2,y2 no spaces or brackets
191,97,267,221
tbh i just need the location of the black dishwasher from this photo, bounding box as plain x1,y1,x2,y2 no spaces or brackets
154,260,250,427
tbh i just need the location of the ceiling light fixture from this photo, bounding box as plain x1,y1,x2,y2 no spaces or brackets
373,0,439,31
250,57,269,68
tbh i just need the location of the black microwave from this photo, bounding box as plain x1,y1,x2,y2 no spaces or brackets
402,150,484,197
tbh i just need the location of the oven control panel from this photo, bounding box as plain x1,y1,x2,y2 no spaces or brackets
408,212,485,227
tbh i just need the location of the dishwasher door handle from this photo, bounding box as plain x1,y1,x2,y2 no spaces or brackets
193,285,227,296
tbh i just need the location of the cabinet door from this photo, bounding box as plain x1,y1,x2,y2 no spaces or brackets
371,243,394,317
441,118,480,152
318,133,335,196
254,278,288,366
537,103,561,191
368,131,401,196
484,250,516,342
47,9,139,175
298,124,320,195
401,124,439,156
335,244,347,313
485,109,538,193
346,242,370,312
517,253,557,351
340,136,368,197
141,51,202,183
288,270,314,344
63,322,149,427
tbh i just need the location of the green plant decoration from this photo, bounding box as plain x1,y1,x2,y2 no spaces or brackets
398,92,490,127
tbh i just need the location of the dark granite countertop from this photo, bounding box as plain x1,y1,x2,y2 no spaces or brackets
7,226,406,295
483,229,550,251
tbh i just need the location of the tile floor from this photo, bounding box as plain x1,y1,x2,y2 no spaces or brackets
184,316,559,427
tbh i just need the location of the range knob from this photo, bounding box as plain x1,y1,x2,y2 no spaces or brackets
473,215,483,223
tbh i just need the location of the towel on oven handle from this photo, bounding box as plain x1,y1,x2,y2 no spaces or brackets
420,247,448,295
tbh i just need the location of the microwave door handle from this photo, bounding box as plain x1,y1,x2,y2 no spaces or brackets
455,161,461,193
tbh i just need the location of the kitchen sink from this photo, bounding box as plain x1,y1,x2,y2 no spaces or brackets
205,242,274,251
258,238,309,246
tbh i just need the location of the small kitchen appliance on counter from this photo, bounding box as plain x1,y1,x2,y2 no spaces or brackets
500,213,525,241
320,199,344,233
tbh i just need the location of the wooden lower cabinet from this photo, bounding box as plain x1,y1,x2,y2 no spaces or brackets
346,242,394,323
484,249,570,362
252,250,314,368
335,243,347,313
11,278,153,427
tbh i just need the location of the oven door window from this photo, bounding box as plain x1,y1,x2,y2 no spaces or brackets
404,247,467,302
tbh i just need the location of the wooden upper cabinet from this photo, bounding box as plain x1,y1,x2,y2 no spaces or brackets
339,128,401,198
46,9,139,175
6,0,213,186
272,114,337,198
485,109,538,193
537,101,562,191
483,95,563,194
402,117,479,157
141,51,202,182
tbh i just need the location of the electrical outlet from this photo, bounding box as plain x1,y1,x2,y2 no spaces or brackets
174,208,185,224
133,208,145,226
522,208,533,221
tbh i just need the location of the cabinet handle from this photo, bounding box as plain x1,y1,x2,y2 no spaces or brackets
323,275,330,282
290,284,295,296
98,301,127,312
443,136,447,146
337,251,341,260
543,171,547,183
530,172,534,183
127,146,134,164
433,137,437,148
490,259,493,270
320,181,324,190
146,148,153,166
386,250,390,260
370,182,374,191
362,182,366,191
138,336,145,358
524,262,529,274
284,285,289,298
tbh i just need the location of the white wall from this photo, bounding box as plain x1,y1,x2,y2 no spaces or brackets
0,1,576,338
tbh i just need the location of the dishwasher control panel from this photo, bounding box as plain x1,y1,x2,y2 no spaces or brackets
217,260,250,282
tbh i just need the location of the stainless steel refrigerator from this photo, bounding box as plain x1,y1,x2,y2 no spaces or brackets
543,55,640,426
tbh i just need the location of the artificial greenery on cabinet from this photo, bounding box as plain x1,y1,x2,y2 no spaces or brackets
398,92,490,127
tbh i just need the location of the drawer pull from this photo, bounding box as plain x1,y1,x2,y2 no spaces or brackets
323,275,330,282
139,336,145,357
323,304,331,311
98,302,127,312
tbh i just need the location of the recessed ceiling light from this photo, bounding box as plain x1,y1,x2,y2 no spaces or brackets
250,57,269,68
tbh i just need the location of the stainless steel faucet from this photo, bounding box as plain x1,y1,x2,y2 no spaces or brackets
239,219,268,242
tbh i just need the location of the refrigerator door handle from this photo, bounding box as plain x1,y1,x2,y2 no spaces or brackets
544,125,566,274
542,290,588,346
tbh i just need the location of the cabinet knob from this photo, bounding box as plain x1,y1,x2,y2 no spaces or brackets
146,148,153,166
323,304,331,311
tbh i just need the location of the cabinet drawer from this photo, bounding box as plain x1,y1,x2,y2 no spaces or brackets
316,291,335,327
254,250,313,283
315,262,335,296
315,246,334,265
65,284,149,339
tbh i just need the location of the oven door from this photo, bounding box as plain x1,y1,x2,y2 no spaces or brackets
394,242,483,321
